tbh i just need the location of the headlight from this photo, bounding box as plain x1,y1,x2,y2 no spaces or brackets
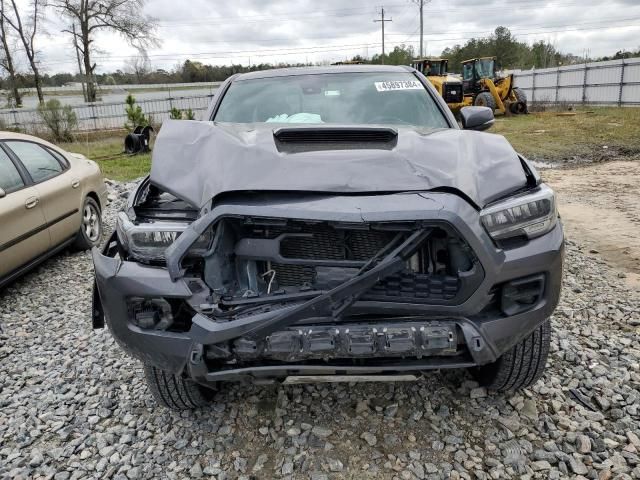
480,184,557,241
116,212,211,262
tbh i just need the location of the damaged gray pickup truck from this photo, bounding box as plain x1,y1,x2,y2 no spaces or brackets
92,65,564,410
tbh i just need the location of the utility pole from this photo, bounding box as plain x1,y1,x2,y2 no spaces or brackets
412,0,430,58
419,0,423,57
374,7,392,64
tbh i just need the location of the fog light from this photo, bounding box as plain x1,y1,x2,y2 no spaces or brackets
127,297,173,330
500,274,545,316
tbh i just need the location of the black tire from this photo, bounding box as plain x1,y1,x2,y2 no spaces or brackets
73,196,102,250
474,319,551,392
474,91,496,111
512,87,527,104
511,87,528,114
143,364,214,410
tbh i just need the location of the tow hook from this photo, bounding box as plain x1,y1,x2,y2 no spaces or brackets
187,344,210,384
190,344,204,364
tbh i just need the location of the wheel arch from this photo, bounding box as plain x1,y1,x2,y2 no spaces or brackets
86,191,102,211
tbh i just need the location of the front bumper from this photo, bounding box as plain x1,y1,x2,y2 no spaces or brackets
93,192,564,382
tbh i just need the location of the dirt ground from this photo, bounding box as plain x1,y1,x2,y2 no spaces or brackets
543,160,640,289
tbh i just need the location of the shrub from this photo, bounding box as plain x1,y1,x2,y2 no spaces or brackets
124,93,149,130
168,107,196,120
37,99,78,142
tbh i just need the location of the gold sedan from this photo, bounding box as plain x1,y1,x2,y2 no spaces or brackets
0,132,107,288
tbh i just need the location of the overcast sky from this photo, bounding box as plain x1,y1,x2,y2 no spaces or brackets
28,0,640,74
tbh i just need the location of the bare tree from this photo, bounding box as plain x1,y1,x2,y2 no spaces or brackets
124,48,150,83
1,0,44,104
54,0,158,102
0,0,21,107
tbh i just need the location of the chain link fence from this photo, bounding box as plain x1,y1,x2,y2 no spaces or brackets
0,93,215,135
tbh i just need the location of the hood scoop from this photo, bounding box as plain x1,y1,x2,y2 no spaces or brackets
273,126,398,144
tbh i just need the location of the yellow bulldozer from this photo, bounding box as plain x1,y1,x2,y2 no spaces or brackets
461,56,527,115
410,57,467,114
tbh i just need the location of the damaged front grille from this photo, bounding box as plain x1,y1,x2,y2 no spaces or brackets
364,272,460,303
272,226,396,286
204,218,482,307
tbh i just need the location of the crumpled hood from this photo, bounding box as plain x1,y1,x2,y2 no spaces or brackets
150,120,528,209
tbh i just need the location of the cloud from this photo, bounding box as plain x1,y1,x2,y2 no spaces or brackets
27,0,640,74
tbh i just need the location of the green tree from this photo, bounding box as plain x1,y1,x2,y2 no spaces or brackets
441,26,575,72
124,93,149,129
372,44,415,66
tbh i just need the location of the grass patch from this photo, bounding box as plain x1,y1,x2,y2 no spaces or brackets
95,154,151,181
62,136,151,181
492,107,640,162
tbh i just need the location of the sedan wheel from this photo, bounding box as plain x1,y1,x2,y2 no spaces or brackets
83,203,100,242
74,197,102,250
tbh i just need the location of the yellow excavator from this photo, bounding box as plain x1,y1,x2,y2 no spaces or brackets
410,57,467,114
461,56,527,114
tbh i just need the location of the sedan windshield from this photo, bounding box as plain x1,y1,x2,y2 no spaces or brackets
213,72,449,128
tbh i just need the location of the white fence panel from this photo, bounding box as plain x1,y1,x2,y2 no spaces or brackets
587,65,622,85
625,63,640,83
513,57,640,106
558,69,584,87
622,84,640,104
534,71,557,88
533,88,556,103
515,74,533,89
557,87,583,103
586,85,620,103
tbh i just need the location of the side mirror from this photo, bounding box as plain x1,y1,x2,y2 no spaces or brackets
460,106,494,131
0,187,5,198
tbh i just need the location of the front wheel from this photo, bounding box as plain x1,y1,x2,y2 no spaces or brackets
143,364,215,410
474,91,497,111
73,196,102,250
474,319,551,392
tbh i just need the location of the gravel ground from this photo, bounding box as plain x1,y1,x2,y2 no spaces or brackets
1,181,639,480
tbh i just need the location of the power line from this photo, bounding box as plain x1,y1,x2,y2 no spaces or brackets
38,16,640,69
80,15,640,60
154,0,598,27
147,12,640,50
398,23,421,45
408,20,640,42
89,42,385,61
386,14,640,37
156,3,410,27
39,43,385,67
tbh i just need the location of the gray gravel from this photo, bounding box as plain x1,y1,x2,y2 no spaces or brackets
1,180,640,480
